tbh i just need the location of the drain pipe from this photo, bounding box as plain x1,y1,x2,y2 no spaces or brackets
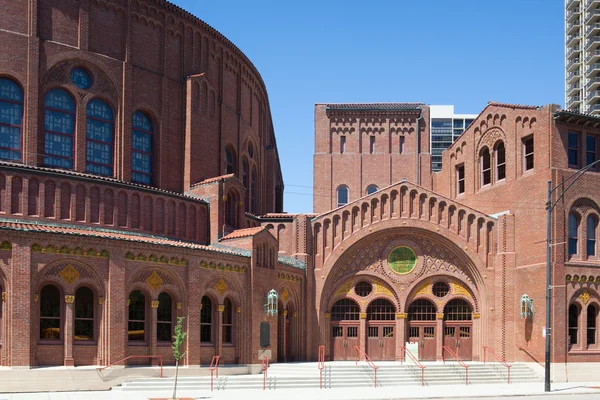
415,109,423,185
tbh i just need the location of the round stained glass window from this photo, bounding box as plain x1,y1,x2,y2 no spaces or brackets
388,246,417,275
355,281,372,297
71,68,92,89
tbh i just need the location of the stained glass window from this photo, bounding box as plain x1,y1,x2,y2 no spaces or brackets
132,111,153,185
0,78,23,161
43,89,75,169
86,99,114,176
71,68,92,89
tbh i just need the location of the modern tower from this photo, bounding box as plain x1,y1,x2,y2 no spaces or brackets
430,105,477,172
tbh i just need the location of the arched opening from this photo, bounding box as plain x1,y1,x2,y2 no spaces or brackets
366,185,378,195
337,185,349,207
128,290,146,342
366,298,396,360
569,303,580,348
407,299,437,361
569,213,580,257
443,299,473,360
587,215,597,258
330,298,360,360
200,296,213,345
157,292,173,343
40,284,61,341
74,286,94,341
587,304,598,348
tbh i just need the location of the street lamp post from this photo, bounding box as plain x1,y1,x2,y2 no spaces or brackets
545,158,600,392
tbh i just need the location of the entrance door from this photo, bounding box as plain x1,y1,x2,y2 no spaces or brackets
444,324,472,360
367,324,395,361
332,323,360,360
409,324,436,361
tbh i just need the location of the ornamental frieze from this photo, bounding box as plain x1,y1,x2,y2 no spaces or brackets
200,261,247,274
125,252,188,266
32,244,108,258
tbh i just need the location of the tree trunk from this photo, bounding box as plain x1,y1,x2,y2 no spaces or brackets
172,359,179,399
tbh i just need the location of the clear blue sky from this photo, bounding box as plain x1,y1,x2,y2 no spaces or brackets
171,0,564,214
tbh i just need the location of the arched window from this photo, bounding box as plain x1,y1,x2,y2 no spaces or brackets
0,78,24,161
331,299,360,321
86,99,114,176
157,292,172,342
40,284,61,340
569,213,580,256
367,299,396,321
481,147,491,186
587,215,597,257
588,304,598,347
251,167,258,213
569,303,580,346
242,158,249,207
74,286,94,341
222,298,233,344
132,111,154,185
408,299,436,321
43,89,75,169
495,142,506,181
128,290,146,342
444,299,472,321
225,147,236,174
201,296,212,343
225,190,237,227
366,185,378,195
337,185,349,207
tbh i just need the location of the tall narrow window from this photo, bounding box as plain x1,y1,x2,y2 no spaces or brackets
569,213,580,256
242,158,249,207
587,135,597,167
222,298,233,344
43,89,75,169
40,284,61,340
74,286,94,341
523,136,534,171
340,135,346,154
569,304,580,346
399,136,405,154
0,78,23,161
456,164,465,194
251,167,258,214
481,148,491,186
568,133,579,167
132,111,153,185
157,292,172,342
86,99,114,176
225,147,235,174
496,142,506,181
337,185,349,207
588,304,598,347
128,290,146,342
366,185,378,195
588,216,597,257
369,136,375,154
201,296,212,343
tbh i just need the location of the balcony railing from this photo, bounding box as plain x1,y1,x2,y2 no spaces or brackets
567,83,581,97
586,8,600,24
586,35,600,50
586,22,600,36
568,8,581,22
567,58,581,70
588,76,600,88
588,104,600,112
587,90,600,101
568,21,581,34
587,62,600,75
567,0,580,10
568,45,582,58
586,0,600,12
586,48,600,63
568,34,581,46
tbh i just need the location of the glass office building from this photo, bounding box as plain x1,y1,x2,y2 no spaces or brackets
430,105,477,172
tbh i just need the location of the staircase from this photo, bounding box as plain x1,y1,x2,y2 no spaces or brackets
113,361,540,391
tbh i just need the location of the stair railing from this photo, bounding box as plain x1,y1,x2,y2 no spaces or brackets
97,355,163,378
354,346,378,388
261,355,270,390
482,346,511,384
209,355,221,391
441,346,469,385
399,346,425,386
318,345,325,389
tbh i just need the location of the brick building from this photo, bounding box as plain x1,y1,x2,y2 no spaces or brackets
0,0,599,372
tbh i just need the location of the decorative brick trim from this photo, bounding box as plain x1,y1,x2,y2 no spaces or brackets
65,295,75,304
151,300,160,308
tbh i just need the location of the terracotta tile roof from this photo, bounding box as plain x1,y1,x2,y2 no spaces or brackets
259,213,317,220
0,218,248,258
0,161,207,203
324,103,425,111
487,101,539,110
221,226,266,240
191,174,235,187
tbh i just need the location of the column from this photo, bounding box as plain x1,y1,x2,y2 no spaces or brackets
10,240,32,366
396,313,407,361
436,313,444,361
282,309,288,362
107,253,126,364
216,304,224,358
323,313,331,360
150,299,159,364
64,295,75,366
359,312,367,355
186,262,201,366
472,313,481,361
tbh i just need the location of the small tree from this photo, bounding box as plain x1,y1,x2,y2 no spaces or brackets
171,316,187,400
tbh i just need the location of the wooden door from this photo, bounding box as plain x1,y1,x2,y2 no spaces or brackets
332,324,360,360
409,324,436,361
367,324,395,360
444,324,472,361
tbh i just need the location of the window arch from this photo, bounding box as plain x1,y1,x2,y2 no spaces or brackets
569,213,580,256
588,304,598,347
337,185,349,207
201,296,213,343
222,298,233,344
128,290,146,342
0,78,24,161
366,299,396,320
225,190,238,227
225,146,236,175
587,215,597,257
40,284,61,340
74,286,94,341
444,299,472,321
331,299,360,321
366,185,378,195
157,292,173,342
43,89,75,169
569,303,580,346
132,111,154,185
495,142,506,181
86,99,114,176
407,299,436,321
480,147,491,186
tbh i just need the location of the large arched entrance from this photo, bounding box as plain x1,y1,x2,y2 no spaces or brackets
366,299,396,360
330,299,360,360
407,299,437,361
443,299,473,360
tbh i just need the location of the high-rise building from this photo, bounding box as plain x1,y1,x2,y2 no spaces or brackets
430,105,477,172
565,0,600,113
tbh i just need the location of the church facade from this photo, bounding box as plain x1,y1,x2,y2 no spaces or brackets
0,0,599,371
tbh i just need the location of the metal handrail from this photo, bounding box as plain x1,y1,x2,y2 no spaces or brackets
399,346,425,386
482,346,511,384
209,355,220,391
318,345,325,389
261,355,270,390
441,346,469,385
354,346,378,388
97,355,163,378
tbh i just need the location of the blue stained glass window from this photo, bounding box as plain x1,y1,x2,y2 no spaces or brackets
86,99,114,177
71,68,92,89
0,79,23,161
43,89,75,169
132,111,153,185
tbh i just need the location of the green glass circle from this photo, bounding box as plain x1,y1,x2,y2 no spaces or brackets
388,246,417,275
